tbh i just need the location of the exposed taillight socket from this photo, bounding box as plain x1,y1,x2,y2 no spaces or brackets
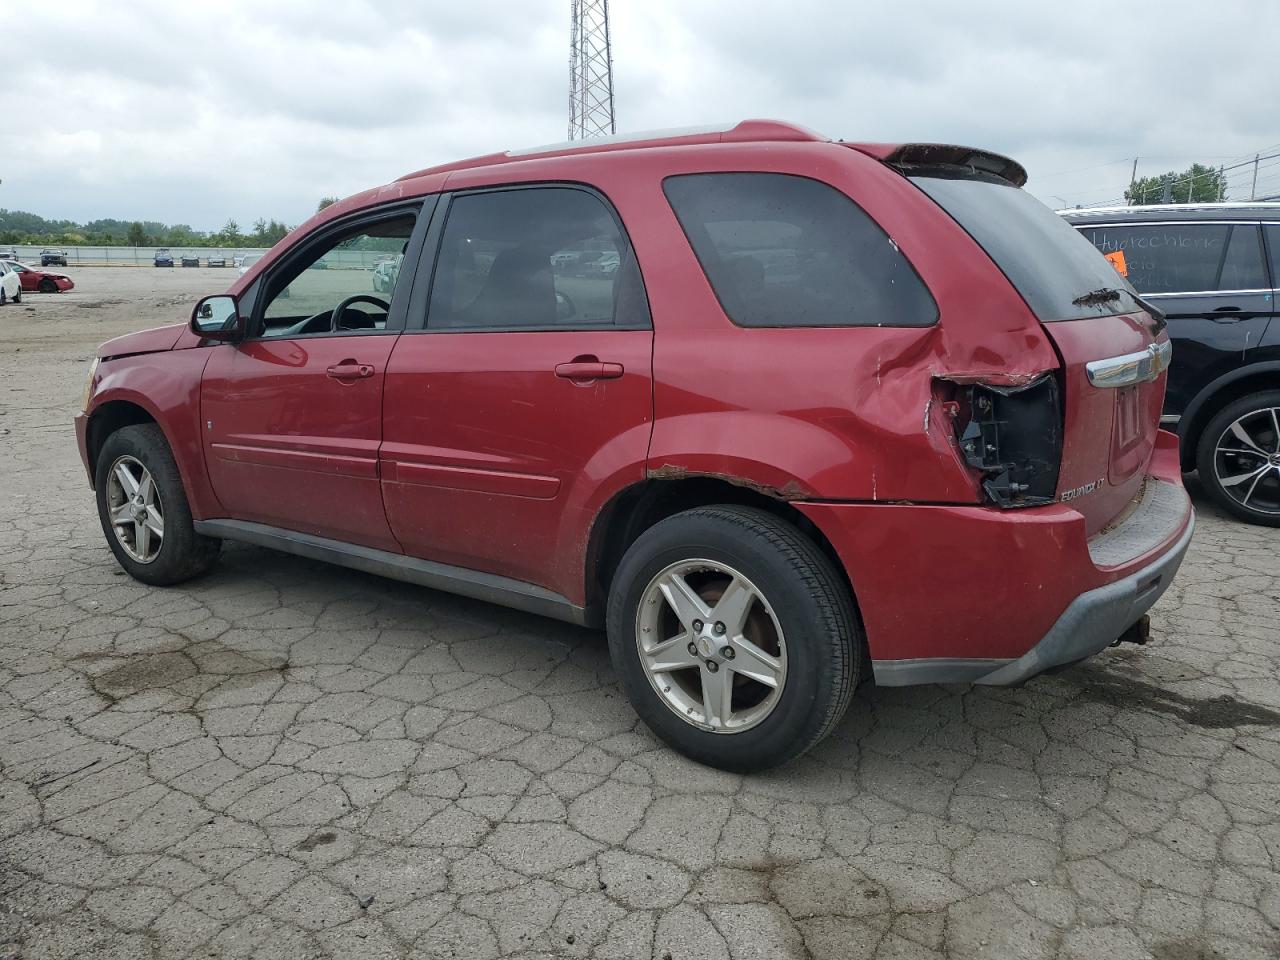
951,375,1062,508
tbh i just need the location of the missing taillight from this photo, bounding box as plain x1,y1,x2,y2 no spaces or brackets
950,375,1062,508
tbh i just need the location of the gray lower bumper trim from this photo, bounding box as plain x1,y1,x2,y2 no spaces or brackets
872,657,1012,686
873,512,1195,688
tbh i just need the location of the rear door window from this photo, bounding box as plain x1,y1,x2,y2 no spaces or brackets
662,172,937,328
912,173,1141,321
425,186,649,331
1078,222,1267,294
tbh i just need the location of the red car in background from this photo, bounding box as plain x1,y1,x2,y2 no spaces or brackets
0,260,74,293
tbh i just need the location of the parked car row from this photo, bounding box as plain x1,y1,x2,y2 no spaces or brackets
77,120,1193,771
155,249,232,267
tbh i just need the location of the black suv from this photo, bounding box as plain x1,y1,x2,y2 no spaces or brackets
1064,203,1280,525
40,250,68,267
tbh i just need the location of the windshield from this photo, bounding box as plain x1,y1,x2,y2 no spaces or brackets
910,172,1143,321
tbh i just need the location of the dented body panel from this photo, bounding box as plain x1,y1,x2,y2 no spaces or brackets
640,141,1060,506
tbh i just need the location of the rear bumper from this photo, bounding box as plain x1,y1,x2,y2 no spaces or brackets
875,508,1193,686
797,430,1194,686
977,510,1192,684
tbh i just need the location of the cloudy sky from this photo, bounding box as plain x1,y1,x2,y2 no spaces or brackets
5,0,1279,232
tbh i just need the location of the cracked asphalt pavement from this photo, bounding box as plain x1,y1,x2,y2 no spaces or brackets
2,269,1279,959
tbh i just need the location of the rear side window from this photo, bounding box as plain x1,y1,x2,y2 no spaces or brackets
427,186,649,331
1077,222,1267,294
662,173,937,328
912,174,1140,321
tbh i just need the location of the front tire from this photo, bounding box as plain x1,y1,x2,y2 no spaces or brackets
95,424,221,584
39,279,57,293
607,505,861,772
1195,389,1280,526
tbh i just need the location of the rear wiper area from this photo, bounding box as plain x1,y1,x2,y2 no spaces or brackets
1070,286,1167,332
1071,288,1122,307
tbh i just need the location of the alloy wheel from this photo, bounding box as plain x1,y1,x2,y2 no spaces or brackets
106,455,165,563
1213,407,1280,516
635,559,787,733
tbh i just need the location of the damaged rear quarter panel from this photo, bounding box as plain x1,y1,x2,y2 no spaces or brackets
642,141,1061,504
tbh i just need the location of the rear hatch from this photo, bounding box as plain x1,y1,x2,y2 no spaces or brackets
884,147,1169,536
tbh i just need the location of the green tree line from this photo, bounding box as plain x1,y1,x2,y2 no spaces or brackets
1125,163,1228,205
0,209,294,248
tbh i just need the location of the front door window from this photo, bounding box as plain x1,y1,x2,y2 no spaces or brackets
258,215,415,338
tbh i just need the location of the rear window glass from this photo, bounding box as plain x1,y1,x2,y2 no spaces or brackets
662,173,937,328
911,173,1141,321
1077,222,1267,294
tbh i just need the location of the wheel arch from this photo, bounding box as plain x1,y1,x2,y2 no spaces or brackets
584,475,858,618
85,399,160,483
1179,362,1280,470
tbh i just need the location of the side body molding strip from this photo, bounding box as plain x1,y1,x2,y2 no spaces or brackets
193,519,595,627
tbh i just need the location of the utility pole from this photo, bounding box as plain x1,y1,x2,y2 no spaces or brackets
1128,157,1138,205
1251,154,1260,200
567,0,616,140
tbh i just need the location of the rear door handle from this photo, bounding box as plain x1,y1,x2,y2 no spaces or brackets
326,360,375,380
555,359,624,382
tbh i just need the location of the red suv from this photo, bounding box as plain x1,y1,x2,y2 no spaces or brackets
75,121,1194,771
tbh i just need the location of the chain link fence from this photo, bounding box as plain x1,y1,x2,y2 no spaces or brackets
0,245,270,267
1,245,396,270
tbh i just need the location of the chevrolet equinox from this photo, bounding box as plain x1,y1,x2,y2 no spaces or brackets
76,120,1195,771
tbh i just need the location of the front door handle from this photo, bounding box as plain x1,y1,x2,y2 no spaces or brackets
555,358,624,382
326,360,375,380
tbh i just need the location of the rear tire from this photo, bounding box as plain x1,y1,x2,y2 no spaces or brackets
0,288,6,306
95,424,221,584
1195,389,1280,526
607,505,861,772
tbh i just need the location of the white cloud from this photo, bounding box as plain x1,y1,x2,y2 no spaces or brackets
3,0,1278,230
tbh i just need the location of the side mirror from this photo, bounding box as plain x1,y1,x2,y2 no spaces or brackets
191,294,243,342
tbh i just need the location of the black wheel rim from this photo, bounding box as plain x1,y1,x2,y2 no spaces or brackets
1213,406,1280,515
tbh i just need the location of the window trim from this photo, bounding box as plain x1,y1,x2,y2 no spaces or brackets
1075,219,1274,296
242,197,436,342
403,181,652,334
661,170,939,330
1261,222,1280,290
1141,289,1275,299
